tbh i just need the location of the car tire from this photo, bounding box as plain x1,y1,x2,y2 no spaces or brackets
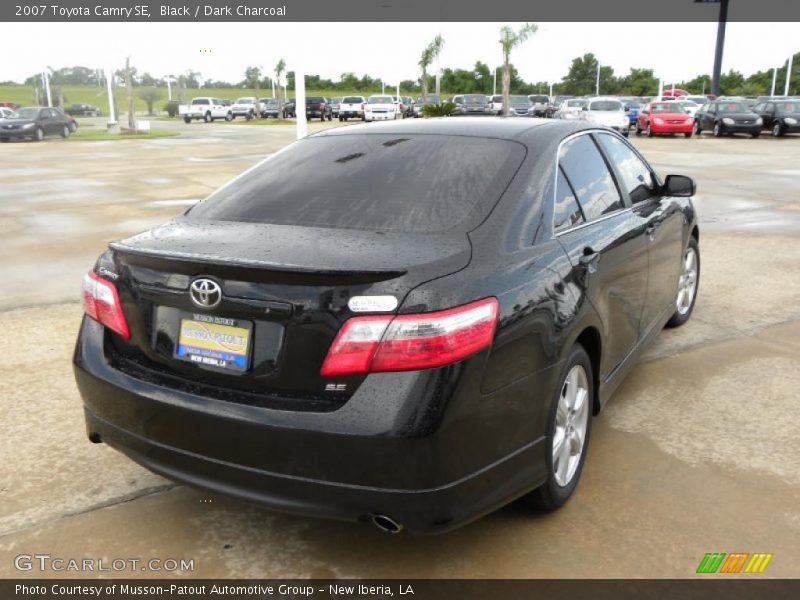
713,122,722,137
635,124,642,135
622,129,629,138
183,116,191,124
204,112,212,123
772,122,784,137
527,343,593,511
694,121,702,135
666,236,700,329
34,127,44,141
225,112,233,122
61,125,70,139
751,132,760,138
646,124,654,138
684,132,693,138
69,122,77,133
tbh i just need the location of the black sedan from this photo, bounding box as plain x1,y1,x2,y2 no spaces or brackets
65,103,101,117
694,100,762,137
0,106,72,142
74,119,699,534
751,99,800,137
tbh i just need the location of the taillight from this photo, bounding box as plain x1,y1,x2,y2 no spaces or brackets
320,297,498,377
82,271,130,339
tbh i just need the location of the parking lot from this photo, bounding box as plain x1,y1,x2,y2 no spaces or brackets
1,120,799,578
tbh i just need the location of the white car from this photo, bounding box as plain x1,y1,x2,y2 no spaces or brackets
683,95,709,106
364,95,398,121
676,99,701,118
581,97,630,136
487,95,503,116
555,98,588,120
339,96,366,121
230,96,258,120
180,97,233,123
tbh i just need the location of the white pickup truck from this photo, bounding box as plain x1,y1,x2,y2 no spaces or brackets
338,95,366,121
364,95,398,122
179,97,233,123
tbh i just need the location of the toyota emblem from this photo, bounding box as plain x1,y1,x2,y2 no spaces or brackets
189,278,222,308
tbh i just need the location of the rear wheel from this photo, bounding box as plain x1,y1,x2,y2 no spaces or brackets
684,131,693,138
225,112,233,121
183,116,191,124
61,125,70,138
713,122,723,137
204,112,212,123
528,344,593,511
635,124,642,135
34,127,44,141
666,237,700,328
694,120,702,135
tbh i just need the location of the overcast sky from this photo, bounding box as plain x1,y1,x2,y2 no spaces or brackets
0,22,796,87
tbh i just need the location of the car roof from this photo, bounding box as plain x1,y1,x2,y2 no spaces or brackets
310,116,594,145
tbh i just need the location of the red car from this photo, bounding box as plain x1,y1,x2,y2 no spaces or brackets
636,102,694,138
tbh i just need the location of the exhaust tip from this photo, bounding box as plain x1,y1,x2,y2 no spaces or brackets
371,514,403,534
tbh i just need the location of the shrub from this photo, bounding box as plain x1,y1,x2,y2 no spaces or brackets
164,100,180,117
422,101,459,117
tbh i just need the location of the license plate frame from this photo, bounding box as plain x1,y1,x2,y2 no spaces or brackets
174,314,253,373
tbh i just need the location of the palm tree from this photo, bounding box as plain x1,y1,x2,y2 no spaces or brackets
499,23,537,116
419,35,444,104
274,59,286,119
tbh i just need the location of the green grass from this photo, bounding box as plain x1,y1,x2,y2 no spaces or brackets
68,128,179,141
0,84,414,114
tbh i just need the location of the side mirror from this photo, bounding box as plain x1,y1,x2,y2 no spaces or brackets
664,174,696,197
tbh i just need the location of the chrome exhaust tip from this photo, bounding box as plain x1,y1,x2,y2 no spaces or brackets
371,514,403,534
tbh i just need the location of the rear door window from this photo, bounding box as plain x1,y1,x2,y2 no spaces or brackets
189,134,526,233
554,168,585,232
558,134,623,221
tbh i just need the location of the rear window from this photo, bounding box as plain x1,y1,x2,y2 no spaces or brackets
589,100,623,111
189,134,526,233
530,96,548,102
192,98,210,105
342,97,363,103
368,96,393,104
307,97,325,103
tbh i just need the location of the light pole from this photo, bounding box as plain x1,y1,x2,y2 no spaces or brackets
694,0,728,97
105,67,117,127
595,63,600,96
784,54,794,96
295,63,307,140
42,71,52,107
164,75,175,101
493,67,497,96
770,66,778,96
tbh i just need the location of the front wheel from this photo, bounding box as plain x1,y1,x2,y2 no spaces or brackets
527,344,593,511
34,127,44,141
713,122,723,137
61,125,70,138
183,116,191,124
621,129,629,138
646,124,654,138
684,131,693,138
666,237,700,328
204,112,212,123
772,122,784,137
751,132,760,138
635,124,642,135
225,112,233,122
694,121,702,135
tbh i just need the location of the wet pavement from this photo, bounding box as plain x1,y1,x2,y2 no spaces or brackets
1,122,799,578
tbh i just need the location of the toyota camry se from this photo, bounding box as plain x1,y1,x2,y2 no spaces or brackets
74,119,699,534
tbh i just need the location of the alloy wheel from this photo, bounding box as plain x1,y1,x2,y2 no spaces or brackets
676,247,699,316
552,365,590,487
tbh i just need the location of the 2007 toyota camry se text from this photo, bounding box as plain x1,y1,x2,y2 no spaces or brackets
74,118,700,534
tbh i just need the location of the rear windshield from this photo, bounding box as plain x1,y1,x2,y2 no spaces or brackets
368,96,393,104
342,97,363,103
589,100,623,111
651,102,683,113
191,98,210,105
529,96,548,102
189,134,525,233
717,102,748,113
307,97,325,103
464,94,486,102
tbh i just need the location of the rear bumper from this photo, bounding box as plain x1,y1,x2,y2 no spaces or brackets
73,318,549,533
340,111,363,117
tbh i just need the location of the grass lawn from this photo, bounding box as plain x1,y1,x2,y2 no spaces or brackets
68,128,179,141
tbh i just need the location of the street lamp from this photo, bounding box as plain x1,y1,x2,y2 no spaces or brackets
163,75,175,101
694,0,728,97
